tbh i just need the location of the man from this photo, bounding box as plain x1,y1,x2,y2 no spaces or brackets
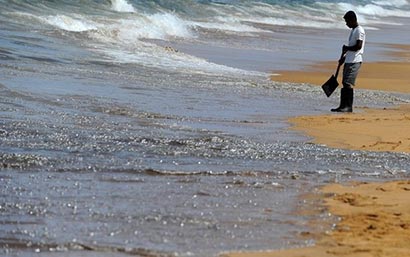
331,11,365,113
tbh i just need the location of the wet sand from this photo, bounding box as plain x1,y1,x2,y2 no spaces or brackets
271,44,410,94
221,180,410,257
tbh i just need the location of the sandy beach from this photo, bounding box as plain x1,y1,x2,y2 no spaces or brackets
219,45,410,257
279,44,410,153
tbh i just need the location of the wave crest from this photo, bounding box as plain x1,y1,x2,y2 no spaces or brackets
111,0,135,13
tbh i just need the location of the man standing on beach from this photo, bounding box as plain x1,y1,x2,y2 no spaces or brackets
331,10,365,113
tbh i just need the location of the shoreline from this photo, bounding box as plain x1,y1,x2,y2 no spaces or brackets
271,61,410,93
221,180,410,257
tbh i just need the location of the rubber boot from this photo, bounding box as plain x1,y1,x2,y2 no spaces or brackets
341,88,353,113
332,88,353,113
331,88,347,112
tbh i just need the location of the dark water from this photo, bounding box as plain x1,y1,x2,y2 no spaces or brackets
1,0,410,256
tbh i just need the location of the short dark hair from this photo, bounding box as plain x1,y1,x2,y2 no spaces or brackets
344,11,357,21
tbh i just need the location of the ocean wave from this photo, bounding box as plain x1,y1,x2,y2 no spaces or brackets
3,0,410,34
1,0,409,73
336,2,410,18
41,14,99,32
372,0,409,8
111,0,135,13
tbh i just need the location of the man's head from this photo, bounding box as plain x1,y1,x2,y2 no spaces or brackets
343,11,358,28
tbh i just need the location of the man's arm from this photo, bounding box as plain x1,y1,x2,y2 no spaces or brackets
339,39,363,64
343,40,363,53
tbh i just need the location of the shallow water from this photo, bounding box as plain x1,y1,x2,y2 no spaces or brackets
1,1,410,256
2,59,410,256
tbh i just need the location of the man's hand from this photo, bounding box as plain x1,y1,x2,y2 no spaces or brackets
338,55,346,65
342,44,349,54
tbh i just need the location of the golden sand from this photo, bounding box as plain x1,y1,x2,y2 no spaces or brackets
289,105,410,153
276,44,410,153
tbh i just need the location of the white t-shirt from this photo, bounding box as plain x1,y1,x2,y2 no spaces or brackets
345,25,365,63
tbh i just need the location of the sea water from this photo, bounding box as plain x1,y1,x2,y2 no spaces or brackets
1,0,410,256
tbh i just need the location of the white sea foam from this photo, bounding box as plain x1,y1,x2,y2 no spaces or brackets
191,3,345,32
41,15,98,32
13,12,98,32
19,9,237,75
111,0,135,13
91,13,192,43
372,0,409,8
330,2,410,18
91,43,259,76
241,14,343,30
356,4,410,17
83,13,252,75
145,13,193,39
191,19,265,33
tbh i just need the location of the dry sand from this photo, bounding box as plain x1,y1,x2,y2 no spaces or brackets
220,45,410,257
221,180,410,257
